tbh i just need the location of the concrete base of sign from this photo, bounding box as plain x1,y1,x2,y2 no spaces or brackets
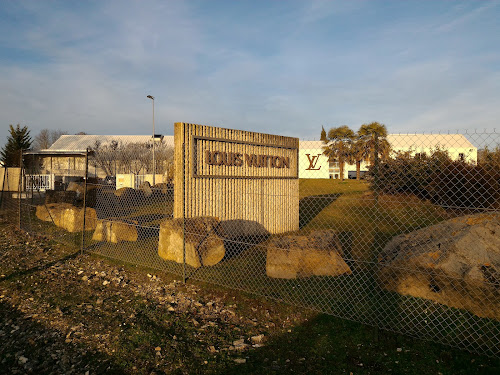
158,217,225,268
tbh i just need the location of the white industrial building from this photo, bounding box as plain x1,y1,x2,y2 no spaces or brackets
299,134,477,179
25,134,175,190
25,133,478,187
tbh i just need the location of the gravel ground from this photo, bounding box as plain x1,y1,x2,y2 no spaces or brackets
0,219,303,374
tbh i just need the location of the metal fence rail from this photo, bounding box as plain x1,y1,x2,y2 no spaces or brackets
10,130,500,357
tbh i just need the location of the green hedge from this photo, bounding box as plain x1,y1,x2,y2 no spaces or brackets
370,150,499,209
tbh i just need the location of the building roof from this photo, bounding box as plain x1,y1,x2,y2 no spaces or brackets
43,133,476,153
386,134,476,150
47,134,174,152
299,134,476,150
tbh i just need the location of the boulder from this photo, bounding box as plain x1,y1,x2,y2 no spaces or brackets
114,187,145,204
378,213,500,320
36,203,97,232
65,182,98,207
66,182,85,197
114,187,135,198
218,220,269,240
158,217,225,268
92,219,138,243
266,230,351,279
138,181,153,198
154,183,172,195
45,190,77,205
84,185,99,208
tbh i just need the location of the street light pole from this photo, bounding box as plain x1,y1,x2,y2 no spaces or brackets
147,95,155,185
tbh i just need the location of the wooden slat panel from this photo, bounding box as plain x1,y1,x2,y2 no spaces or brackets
173,122,299,234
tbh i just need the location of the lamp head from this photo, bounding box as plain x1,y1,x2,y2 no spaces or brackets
147,95,154,100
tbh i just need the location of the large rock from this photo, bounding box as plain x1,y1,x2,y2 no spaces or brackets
158,217,225,268
66,182,85,197
378,213,500,320
266,230,351,279
114,187,145,205
92,219,138,243
154,182,173,195
65,182,98,207
218,220,269,240
84,185,99,208
45,190,77,205
36,203,97,232
138,181,153,198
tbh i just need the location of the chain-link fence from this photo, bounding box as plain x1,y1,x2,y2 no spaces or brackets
12,152,88,248
7,130,500,357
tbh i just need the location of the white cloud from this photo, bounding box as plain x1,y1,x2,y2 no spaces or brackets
0,0,499,147
436,2,498,33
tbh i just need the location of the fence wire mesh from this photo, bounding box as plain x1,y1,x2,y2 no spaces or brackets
8,131,500,357
14,152,88,248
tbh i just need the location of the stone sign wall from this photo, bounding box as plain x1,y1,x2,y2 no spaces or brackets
174,123,299,234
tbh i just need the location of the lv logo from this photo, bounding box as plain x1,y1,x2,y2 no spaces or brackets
305,154,322,170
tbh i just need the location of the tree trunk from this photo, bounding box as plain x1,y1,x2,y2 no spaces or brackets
356,160,361,180
339,160,344,182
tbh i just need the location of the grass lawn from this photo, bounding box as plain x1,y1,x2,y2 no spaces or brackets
298,179,450,261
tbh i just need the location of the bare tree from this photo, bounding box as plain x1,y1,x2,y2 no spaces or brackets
119,143,149,175
155,141,174,175
120,140,174,176
89,140,119,176
33,129,67,150
89,138,174,178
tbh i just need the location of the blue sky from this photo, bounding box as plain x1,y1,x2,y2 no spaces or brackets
1,0,499,146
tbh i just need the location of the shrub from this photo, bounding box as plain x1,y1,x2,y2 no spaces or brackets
370,149,452,199
370,149,500,209
427,162,500,209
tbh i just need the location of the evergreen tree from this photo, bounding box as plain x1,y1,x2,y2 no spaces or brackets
1,124,32,167
320,126,327,142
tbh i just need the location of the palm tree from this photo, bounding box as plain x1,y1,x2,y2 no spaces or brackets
357,122,391,166
351,137,366,180
322,125,355,181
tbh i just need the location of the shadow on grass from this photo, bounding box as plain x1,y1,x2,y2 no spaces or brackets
216,311,500,375
299,194,341,229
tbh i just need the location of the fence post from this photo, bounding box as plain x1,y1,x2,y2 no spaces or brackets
81,149,89,254
18,149,23,229
0,167,6,210
30,154,34,206
374,133,380,203
182,139,186,284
